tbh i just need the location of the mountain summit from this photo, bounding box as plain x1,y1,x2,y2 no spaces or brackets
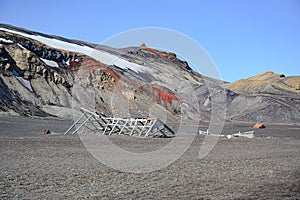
0,24,299,124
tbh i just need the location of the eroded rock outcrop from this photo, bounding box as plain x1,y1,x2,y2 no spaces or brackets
0,32,77,116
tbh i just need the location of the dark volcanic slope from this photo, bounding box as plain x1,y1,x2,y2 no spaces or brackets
0,24,299,124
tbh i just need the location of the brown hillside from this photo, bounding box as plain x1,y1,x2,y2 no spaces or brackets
227,71,300,95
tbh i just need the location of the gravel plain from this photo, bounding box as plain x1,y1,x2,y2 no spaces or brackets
0,116,299,199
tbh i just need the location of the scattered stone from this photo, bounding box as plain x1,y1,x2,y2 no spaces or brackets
279,74,285,77
43,129,51,134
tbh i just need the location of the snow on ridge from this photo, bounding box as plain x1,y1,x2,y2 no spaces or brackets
0,27,149,73
17,43,27,51
40,58,59,68
0,37,13,43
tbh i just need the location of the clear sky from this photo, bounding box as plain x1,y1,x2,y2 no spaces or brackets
1,0,299,82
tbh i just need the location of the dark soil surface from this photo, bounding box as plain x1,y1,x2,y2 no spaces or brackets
0,116,299,199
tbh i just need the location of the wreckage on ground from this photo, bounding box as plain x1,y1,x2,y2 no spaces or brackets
65,108,175,138
199,129,255,139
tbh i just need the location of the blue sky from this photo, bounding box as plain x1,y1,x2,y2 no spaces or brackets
1,0,299,82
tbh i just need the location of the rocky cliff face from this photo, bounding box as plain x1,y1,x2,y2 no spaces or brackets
0,24,299,124
0,30,80,116
0,24,209,121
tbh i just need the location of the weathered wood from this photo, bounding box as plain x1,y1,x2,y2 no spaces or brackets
65,108,175,138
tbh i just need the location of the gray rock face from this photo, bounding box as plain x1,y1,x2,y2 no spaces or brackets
0,24,299,124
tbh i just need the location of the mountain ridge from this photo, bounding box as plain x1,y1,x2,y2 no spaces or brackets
0,24,299,124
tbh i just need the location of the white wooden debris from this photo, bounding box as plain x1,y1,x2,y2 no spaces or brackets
199,129,255,139
231,131,255,139
65,108,175,138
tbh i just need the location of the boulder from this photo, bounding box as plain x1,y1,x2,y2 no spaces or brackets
43,129,51,134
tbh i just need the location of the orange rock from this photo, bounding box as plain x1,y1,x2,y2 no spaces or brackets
151,86,179,105
253,123,266,129
140,44,177,60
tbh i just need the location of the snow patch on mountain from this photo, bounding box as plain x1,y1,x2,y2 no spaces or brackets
40,58,59,68
0,37,13,43
0,28,149,73
17,43,27,51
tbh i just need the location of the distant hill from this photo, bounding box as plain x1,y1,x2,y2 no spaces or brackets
225,71,300,123
0,24,299,124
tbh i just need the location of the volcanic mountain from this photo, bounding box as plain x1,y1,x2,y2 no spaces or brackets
0,24,299,124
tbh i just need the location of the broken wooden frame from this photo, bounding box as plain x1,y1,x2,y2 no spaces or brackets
64,108,175,137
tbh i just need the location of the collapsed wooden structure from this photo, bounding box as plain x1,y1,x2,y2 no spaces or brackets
64,108,175,138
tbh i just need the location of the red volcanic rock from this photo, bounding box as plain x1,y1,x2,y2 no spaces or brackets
151,86,179,106
140,43,177,60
